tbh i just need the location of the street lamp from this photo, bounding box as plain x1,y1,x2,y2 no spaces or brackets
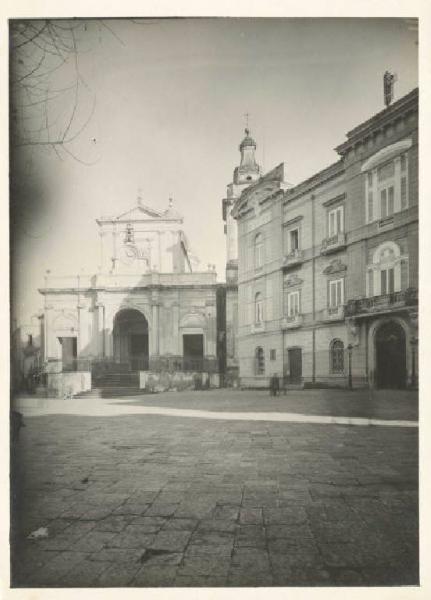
347,343,353,390
410,336,418,388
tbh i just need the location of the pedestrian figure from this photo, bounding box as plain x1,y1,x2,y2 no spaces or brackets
270,373,280,396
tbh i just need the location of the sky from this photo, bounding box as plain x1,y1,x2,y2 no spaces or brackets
10,17,418,328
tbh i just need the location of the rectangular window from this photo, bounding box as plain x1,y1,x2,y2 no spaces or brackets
401,153,407,172
380,189,387,218
368,191,373,222
329,279,344,308
255,300,263,323
388,186,394,215
401,177,407,209
287,291,300,317
328,206,344,237
289,229,299,252
381,268,395,295
270,349,276,361
367,270,374,297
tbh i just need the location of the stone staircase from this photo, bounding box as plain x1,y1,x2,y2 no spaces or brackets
75,370,146,398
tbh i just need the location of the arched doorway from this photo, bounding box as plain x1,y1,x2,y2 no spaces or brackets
113,309,149,370
375,320,406,389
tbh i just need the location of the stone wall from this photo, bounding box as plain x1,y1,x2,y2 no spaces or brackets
47,371,91,398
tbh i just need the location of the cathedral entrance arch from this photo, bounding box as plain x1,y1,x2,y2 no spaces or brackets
375,320,406,389
113,309,149,370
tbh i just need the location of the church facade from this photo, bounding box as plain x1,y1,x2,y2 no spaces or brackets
38,197,219,396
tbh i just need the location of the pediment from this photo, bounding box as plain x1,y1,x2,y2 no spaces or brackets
323,259,347,275
98,201,183,224
284,273,303,287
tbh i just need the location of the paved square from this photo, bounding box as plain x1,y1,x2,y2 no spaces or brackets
11,389,418,587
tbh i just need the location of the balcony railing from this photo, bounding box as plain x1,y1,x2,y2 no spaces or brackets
345,288,418,317
321,232,346,255
281,314,303,329
322,305,345,322
282,249,304,269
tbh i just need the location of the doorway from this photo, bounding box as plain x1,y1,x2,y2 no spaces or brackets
183,334,204,370
113,309,149,369
288,347,302,383
59,336,77,371
375,320,406,388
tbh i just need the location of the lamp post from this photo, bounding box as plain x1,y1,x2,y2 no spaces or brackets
347,343,353,390
410,337,418,389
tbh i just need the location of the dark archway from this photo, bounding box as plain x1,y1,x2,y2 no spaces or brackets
375,320,406,389
113,309,149,370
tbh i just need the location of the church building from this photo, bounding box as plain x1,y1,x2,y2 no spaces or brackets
38,196,219,396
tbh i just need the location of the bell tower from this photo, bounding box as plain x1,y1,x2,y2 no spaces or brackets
222,127,262,282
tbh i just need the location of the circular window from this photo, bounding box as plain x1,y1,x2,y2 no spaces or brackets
246,176,252,181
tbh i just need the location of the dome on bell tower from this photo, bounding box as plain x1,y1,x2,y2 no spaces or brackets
234,127,261,185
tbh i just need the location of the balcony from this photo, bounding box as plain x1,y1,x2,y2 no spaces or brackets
251,321,265,334
281,314,303,329
345,288,418,317
320,232,346,255
322,305,345,322
282,249,304,269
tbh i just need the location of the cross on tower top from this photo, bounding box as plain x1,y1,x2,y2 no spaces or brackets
244,112,250,130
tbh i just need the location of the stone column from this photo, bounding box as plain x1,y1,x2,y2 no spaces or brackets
205,303,217,357
151,295,160,356
96,304,105,357
172,303,180,355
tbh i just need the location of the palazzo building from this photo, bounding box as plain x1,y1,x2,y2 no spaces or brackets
230,88,418,389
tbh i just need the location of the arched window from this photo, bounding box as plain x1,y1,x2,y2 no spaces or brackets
367,241,403,297
362,139,412,223
255,233,264,269
330,339,344,374
255,292,264,324
255,347,265,375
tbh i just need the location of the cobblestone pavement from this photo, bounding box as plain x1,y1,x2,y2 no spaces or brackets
11,390,418,587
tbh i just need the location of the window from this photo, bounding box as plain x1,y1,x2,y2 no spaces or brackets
255,347,265,375
328,206,344,237
367,241,403,297
255,233,264,268
287,291,300,316
329,279,344,308
288,228,299,253
380,186,394,218
363,145,410,224
330,339,344,374
381,267,395,295
255,292,264,324
270,349,276,361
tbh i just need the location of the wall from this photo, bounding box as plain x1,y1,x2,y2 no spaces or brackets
47,371,91,398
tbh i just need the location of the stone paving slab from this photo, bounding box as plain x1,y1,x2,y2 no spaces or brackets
11,390,419,587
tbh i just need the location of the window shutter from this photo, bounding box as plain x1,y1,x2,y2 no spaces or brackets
401,177,407,209
388,268,395,294
381,270,387,295
367,270,374,297
400,259,408,289
388,187,394,215
368,191,373,222
380,189,387,218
